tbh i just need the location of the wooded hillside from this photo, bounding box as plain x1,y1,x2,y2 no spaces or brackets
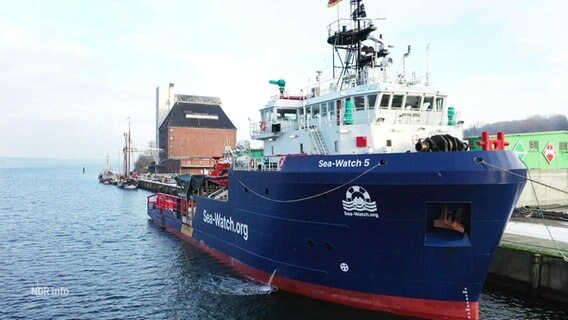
464,114,568,137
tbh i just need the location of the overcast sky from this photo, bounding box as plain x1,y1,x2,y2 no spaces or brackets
1,0,566,159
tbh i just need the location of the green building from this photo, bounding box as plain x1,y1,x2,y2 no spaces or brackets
467,131,568,206
467,131,568,169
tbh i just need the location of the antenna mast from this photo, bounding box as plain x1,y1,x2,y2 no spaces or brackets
401,45,411,83
327,0,374,88
426,42,430,85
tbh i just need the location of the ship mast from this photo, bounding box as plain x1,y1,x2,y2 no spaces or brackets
354,0,362,77
106,153,112,171
123,119,131,177
327,0,375,89
127,120,131,177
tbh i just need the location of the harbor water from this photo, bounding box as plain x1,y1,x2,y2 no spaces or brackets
1,160,566,320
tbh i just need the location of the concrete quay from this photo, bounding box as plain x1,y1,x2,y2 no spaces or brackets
488,217,568,305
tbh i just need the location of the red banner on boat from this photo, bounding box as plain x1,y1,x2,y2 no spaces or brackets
327,0,342,8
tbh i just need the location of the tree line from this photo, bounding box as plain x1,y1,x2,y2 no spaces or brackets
464,114,568,137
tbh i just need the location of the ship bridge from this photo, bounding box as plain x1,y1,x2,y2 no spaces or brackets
251,82,463,160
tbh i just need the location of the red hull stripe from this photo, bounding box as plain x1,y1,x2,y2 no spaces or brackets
156,219,478,320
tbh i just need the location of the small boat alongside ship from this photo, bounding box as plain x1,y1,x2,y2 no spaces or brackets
147,1,526,319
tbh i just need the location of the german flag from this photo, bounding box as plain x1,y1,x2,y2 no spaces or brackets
327,0,342,8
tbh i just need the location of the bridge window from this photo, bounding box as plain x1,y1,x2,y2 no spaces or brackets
379,94,391,109
368,94,377,110
277,108,297,121
435,97,444,111
328,101,335,118
321,103,328,117
423,96,434,110
261,109,274,121
405,96,421,110
354,96,365,111
392,94,404,109
313,105,321,118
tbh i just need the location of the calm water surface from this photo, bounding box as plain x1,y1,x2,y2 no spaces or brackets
1,160,566,319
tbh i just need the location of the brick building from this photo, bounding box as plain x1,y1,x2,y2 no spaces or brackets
159,100,237,174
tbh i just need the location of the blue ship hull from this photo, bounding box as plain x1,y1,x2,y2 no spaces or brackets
148,150,526,319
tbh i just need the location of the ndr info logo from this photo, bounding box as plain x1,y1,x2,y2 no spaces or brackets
31,282,69,297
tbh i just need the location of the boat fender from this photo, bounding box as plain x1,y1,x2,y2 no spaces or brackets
249,159,256,168
279,157,285,168
260,121,267,131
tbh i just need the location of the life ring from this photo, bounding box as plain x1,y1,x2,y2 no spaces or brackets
260,121,267,131
278,157,285,168
345,186,371,203
249,159,256,168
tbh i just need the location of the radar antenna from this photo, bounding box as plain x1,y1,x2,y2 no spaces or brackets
327,0,384,89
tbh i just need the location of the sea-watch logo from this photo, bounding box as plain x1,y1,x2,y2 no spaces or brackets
203,209,249,240
342,185,378,218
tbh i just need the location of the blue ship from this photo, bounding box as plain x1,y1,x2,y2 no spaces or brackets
148,1,526,319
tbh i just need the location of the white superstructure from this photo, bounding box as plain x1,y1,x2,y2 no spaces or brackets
250,12,464,161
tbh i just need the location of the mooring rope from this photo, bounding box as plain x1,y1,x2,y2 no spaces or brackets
231,160,383,203
525,166,568,262
476,158,568,262
475,158,568,195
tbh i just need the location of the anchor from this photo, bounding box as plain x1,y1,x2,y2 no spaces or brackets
434,205,465,233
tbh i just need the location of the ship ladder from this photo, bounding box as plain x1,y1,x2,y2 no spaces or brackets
309,128,329,154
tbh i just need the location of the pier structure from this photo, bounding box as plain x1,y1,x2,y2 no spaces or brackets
489,214,568,304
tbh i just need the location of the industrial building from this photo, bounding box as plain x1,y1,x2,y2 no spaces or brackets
468,131,568,207
155,83,237,174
